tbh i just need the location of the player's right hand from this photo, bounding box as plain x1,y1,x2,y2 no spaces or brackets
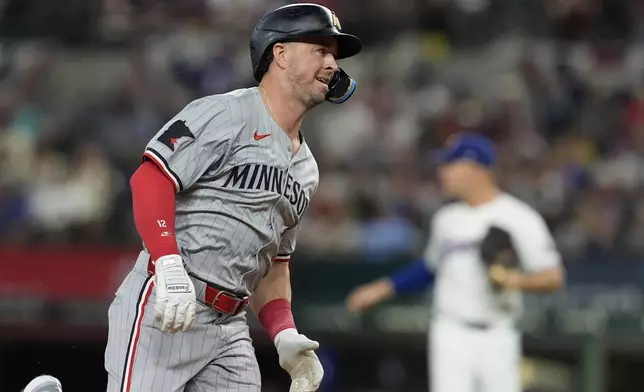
153,254,197,333
345,279,394,314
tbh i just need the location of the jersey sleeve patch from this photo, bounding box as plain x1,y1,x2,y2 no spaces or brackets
156,120,195,151
141,99,233,192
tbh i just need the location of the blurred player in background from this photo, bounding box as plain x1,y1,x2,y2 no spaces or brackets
345,133,565,392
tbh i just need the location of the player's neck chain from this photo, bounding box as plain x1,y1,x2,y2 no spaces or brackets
259,85,301,145
258,86,276,121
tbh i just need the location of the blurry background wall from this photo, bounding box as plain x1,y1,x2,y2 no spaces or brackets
1,0,644,391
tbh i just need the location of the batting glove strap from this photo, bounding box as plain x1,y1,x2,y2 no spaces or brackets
157,255,191,292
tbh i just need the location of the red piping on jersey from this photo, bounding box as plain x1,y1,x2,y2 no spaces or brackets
143,150,181,192
272,254,291,263
131,161,180,261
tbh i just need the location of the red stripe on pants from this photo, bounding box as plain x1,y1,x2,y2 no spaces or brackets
122,277,155,392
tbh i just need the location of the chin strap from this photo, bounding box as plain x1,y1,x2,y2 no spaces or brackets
326,68,356,104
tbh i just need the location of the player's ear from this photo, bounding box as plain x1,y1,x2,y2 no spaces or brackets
272,42,288,70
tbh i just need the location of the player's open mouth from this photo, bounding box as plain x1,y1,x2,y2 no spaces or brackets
316,77,330,85
315,77,330,93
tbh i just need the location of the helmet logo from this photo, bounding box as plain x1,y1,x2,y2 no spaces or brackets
331,12,342,30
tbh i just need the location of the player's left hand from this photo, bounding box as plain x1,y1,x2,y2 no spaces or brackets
274,328,324,392
488,264,523,290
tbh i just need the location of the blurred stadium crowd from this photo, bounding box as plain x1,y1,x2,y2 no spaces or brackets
1,0,644,262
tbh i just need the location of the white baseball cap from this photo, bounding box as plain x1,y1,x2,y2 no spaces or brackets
23,375,62,392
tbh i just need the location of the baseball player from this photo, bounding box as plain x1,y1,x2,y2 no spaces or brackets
103,4,361,392
345,133,565,392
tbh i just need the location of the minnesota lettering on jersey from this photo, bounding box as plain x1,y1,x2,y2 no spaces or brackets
222,164,309,215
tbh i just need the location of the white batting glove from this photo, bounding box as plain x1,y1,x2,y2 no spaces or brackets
275,328,324,392
153,254,197,333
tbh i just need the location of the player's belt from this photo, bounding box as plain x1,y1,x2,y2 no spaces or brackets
435,312,496,331
462,321,491,330
147,258,250,316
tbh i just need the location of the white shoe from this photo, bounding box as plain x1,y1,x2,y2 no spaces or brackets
23,375,62,392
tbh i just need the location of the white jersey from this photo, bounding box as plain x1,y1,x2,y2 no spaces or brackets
424,193,561,325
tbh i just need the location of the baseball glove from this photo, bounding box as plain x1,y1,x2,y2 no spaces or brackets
480,225,518,290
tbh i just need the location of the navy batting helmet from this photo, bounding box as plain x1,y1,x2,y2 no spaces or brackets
250,3,362,103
